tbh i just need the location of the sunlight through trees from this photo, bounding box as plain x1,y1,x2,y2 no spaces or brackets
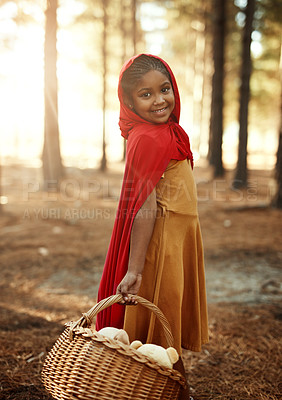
0,0,281,203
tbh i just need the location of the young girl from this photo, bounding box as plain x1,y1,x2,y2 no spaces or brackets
96,54,209,399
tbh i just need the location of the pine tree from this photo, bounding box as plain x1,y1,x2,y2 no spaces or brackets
233,0,256,188
101,0,109,172
42,0,64,191
272,43,282,208
209,0,226,177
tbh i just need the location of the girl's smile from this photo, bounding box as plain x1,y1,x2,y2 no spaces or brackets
130,70,175,124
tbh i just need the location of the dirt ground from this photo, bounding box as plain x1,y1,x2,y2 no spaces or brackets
0,163,281,400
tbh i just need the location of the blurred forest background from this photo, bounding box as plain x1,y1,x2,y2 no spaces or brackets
0,0,281,199
0,1,281,400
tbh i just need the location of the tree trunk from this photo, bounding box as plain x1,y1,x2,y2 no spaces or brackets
42,0,64,191
273,128,282,209
200,4,212,159
0,162,2,215
121,0,127,161
100,0,108,172
132,0,137,55
209,0,225,177
233,0,255,189
192,19,205,153
272,43,282,209
120,0,127,63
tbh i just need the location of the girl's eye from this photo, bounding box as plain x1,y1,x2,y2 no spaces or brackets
141,92,151,98
162,87,170,93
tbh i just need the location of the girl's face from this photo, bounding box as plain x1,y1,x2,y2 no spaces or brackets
130,70,175,124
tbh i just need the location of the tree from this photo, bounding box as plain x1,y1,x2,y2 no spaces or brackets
121,0,138,160
273,117,282,208
42,0,64,191
252,0,282,207
165,0,213,160
233,0,255,188
100,0,109,172
209,0,226,177
272,43,282,208
0,162,2,215
121,0,128,161
132,0,137,54
120,0,127,64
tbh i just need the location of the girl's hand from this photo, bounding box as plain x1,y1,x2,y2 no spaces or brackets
116,272,142,304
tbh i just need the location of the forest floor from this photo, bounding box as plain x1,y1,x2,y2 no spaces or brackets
0,163,281,400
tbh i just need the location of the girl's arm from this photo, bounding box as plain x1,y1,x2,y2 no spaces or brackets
116,188,157,302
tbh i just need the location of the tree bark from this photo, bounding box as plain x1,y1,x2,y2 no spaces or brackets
192,19,205,153
0,162,2,215
273,128,282,208
121,0,127,161
132,0,137,55
120,0,127,63
42,0,64,191
233,0,255,189
272,43,282,209
209,0,225,177
199,3,210,157
100,0,108,172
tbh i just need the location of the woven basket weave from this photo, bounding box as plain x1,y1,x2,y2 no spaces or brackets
42,294,186,400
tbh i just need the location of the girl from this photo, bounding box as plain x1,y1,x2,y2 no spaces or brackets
96,54,209,399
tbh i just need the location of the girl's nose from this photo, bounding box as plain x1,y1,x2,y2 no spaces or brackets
153,94,165,105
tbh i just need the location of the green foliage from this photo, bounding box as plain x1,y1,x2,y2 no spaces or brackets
250,0,281,130
168,0,280,137
2,0,279,138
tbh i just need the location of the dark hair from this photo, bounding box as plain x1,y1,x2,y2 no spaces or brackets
121,55,171,99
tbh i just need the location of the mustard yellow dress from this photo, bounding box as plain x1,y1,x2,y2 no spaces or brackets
124,159,209,354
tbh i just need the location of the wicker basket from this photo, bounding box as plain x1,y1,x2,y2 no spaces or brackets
42,294,186,400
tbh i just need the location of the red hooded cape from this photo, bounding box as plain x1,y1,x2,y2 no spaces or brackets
96,54,193,330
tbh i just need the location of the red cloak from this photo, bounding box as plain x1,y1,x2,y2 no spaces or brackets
96,54,193,330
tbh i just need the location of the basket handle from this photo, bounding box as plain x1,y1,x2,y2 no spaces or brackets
71,294,174,348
